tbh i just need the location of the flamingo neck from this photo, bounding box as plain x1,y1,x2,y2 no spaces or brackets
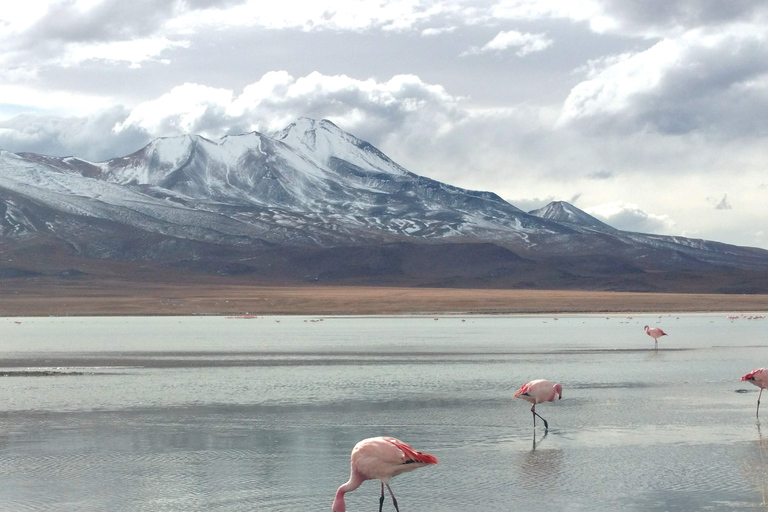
332,471,365,512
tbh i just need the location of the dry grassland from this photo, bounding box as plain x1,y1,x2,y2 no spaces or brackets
2,279,768,316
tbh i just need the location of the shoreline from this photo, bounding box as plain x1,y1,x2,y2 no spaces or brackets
3,283,768,316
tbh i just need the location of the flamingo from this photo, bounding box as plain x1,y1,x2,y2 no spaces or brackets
742,368,768,418
514,379,563,430
644,325,668,349
332,436,438,512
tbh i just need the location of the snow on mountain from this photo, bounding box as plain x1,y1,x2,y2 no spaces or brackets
275,118,410,177
529,201,616,232
0,150,278,246
2,118,768,278
85,118,549,243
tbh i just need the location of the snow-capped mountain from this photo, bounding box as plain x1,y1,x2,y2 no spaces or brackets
2,118,768,291
529,201,616,232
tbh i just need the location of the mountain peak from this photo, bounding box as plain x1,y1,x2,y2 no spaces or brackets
529,201,616,232
274,117,345,152
273,118,409,177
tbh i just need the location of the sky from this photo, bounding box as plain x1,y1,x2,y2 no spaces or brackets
1,1,768,250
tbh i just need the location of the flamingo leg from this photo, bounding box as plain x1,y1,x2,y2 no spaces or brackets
531,404,549,430
758,388,764,419
385,483,400,512
379,481,385,512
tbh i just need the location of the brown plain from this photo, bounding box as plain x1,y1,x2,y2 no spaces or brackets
3,277,768,316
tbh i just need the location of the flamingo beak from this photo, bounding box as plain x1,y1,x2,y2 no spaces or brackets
558,392,562,400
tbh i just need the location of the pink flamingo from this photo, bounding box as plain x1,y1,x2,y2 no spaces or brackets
644,325,668,349
332,436,438,512
742,368,768,418
514,379,563,430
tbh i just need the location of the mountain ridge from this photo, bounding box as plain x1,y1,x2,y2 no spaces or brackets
2,118,768,293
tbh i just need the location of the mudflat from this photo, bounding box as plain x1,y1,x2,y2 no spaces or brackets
2,278,768,316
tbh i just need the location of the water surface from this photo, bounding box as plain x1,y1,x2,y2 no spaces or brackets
1,314,767,511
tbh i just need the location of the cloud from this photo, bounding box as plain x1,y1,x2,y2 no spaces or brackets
116,82,237,136
508,196,557,212
558,29,768,137
587,170,613,180
490,0,768,38
0,0,195,73
707,194,732,210
490,0,604,28
584,201,675,234
0,107,149,161
60,37,190,67
558,40,682,128
23,0,178,43
0,83,116,117
115,71,467,142
168,0,453,32
0,70,467,160
586,0,768,37
421,26,457,37
462,30,553,57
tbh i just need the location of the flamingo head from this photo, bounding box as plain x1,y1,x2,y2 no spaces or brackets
554,383,563,399
742,369,759,382
332,490,346,512
643,325,649,331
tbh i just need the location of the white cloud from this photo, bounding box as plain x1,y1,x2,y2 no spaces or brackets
168,0,451,32
0,107,148,161
116,71,466,140
60,37,189,67
463,30,553,57
421,26,457,37
508,196,557,212
558,28,768,136
490,0,613,32
558,39,681,126
0,84,115,118
490,0,768,38
584,201,675,234
116,83,235,136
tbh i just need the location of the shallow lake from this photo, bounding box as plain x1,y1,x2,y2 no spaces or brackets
1,313,768,511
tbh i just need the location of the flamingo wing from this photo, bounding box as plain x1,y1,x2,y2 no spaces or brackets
384,438,438,465
514,381,533,398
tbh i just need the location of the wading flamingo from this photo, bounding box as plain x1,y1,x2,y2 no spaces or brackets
644,325,668,349
514,379,563,430
332,436,438,512
742,368,768,418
